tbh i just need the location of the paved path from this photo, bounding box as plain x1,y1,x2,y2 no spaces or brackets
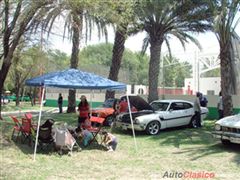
1,108,61,118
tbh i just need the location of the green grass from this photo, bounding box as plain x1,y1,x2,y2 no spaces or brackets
1,102,52,112
1,114,240,179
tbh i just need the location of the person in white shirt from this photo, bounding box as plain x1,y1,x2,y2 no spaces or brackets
193,92,202,128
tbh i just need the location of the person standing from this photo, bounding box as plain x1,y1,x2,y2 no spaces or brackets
57,93,63,113
119,97,128,113
193,92,202,128
77,95,90,128
199,93,208,107
217,91,223,119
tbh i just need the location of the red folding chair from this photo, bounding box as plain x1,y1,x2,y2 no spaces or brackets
86,116,105,145
21,118,32,144
10,116,22,142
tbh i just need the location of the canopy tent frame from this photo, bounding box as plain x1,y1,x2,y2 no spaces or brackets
25,69,137,160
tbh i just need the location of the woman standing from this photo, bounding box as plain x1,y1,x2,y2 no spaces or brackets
77,95,90,128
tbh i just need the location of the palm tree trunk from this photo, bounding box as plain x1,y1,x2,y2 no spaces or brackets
220,41,234,116
148,37,163,103
67,12,82,113
105,26,127,100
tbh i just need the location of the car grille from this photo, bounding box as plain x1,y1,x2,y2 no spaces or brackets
222,126,240,134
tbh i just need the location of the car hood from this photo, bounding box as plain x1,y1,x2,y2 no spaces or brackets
216,114,240,128
122,95,153,111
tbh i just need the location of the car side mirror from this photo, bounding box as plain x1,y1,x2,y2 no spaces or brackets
169,109,173,112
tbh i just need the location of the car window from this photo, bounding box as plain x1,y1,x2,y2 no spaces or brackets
183,102,193,109
169,102,185,110
150,102,169,111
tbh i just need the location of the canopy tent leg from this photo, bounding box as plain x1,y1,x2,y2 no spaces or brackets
126,94,138,152
33,86,45,161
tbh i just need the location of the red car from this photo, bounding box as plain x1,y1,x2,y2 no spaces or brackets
91,98,118,126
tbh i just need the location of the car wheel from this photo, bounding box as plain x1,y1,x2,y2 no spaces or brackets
190,116,198,128
104,115,115,126
221,139,231,145
146,121,160,135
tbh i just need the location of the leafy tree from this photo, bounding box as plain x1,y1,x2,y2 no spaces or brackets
201,68,220,77
210,0,240,116
0,0,52,118
79,43,149,85
135,0,212,102
162,55,192,87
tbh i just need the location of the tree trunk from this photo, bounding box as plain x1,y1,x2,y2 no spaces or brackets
0,58,12,119
67,12,82,113
0,1,50,118
148,37,163,103
220,41,233,116
105,26,127,100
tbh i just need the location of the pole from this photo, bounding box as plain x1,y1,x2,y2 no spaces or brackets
33,87,45,161
126,94,137,152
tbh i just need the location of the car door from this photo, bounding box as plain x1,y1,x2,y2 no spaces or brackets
166,102,189,128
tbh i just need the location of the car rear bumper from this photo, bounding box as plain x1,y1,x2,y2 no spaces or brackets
212,131,240,144
115,121,145,131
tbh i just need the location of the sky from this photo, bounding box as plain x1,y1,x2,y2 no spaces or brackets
48,17,240,65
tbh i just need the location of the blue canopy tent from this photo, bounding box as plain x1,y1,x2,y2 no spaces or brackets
25,69,137,160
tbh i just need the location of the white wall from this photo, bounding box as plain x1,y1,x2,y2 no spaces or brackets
184,77,221,95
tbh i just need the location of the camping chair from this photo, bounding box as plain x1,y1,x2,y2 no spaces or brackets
10,116,22,142
54,126,81,155
85,116,105,145
31,119,55,151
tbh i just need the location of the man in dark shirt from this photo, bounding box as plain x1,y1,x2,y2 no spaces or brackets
58,93,63,113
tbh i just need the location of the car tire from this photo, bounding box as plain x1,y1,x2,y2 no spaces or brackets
190,116,198,128
146,121,160,135
221,139,231,145
104,115,115,126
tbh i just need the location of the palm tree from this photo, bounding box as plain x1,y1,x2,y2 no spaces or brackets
38,0,108,112
105,25,127,99
211,0,240,116
105,1,141,99
135,0,212,102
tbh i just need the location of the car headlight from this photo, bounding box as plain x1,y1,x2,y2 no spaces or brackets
134,118,140,124
215,124,221,131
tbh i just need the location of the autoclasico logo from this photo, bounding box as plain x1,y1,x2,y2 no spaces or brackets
162,171,215,179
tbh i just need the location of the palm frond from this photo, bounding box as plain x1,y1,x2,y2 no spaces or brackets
141,34,150,56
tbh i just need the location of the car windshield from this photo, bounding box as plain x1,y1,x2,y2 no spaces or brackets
102,99,115,108
150,102,169,111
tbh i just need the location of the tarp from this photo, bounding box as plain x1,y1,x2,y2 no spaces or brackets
26,68,126,90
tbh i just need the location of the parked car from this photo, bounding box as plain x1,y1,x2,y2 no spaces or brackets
7,95,30,101
1,96,10,104
115,96,209,135
212,114,240,145
91,98,119,126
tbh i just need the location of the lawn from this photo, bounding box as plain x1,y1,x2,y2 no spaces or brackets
0,113,239,180
1,102,52,112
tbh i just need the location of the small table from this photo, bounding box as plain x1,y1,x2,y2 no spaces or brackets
87,116,105,145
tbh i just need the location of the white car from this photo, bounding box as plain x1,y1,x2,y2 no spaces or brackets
212,114,240,145
116,96,209,135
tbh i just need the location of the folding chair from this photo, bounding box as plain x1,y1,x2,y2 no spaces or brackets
21,118,32,144
10,116,22,142
86,116,105,145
